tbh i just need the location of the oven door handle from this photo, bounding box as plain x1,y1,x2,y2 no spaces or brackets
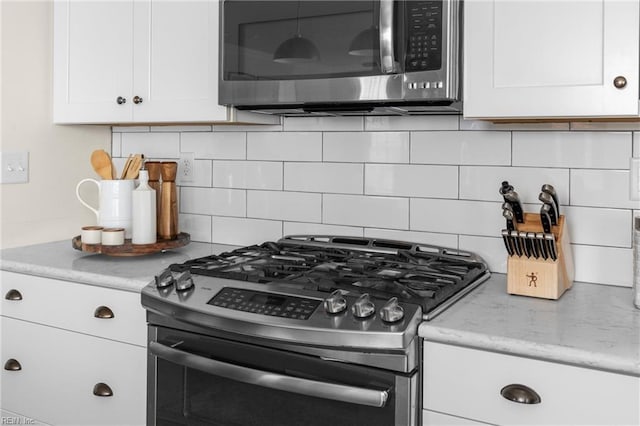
379,0,396,74
149,341,390,408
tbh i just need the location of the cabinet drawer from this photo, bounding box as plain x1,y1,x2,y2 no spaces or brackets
1,271,146,346
423,342,640,425
423,410,489,425
2,317,146,426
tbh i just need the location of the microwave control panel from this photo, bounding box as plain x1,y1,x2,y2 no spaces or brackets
406,1,442,72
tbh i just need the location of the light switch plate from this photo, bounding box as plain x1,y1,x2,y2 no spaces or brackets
0,151,29,184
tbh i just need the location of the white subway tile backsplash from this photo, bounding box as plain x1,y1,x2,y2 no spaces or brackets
571,244,632,286
460,166,570,204
247,132,322,161
411,131,511,165
283,116,363,132
411,199,502,237
284,222,363,237
213,161,282,190
122,132,180,158
247,190,321,222
180,132,246,160
512,131,632,169
563,206,632,248
323,194,409,229
459,235,508,274
571,169,640,209
365,164,458,198
180,187,246,217
365,115,458,131
114,114,639,287
111,133,122,157
213,216,282,246
364,228,458,248
323,132,410,163
284,163,363,194
179,214,212,243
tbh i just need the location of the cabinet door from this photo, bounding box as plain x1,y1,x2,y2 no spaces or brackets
1,318,146,426
53,0,135,123
464,0,640,119
131,0,228,122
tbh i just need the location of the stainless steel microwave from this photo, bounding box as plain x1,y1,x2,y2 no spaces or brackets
219,0,461,116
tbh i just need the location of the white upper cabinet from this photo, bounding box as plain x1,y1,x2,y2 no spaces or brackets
463,0,640,119
53,0,276,124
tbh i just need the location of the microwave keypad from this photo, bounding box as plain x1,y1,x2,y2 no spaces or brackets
406,1,442,71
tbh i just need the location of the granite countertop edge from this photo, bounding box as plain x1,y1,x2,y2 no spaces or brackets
419,324,640,377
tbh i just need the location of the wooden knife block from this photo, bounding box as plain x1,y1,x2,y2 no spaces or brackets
507,213,574,300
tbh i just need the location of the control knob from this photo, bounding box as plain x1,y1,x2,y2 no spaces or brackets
175,271,194,292
154,269,175,289
351,293,375,319
324,290,347,314
380,297,405,323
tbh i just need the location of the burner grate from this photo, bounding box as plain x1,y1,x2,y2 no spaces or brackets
170,237,489,314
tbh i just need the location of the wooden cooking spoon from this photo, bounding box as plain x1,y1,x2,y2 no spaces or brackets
90,149,113,180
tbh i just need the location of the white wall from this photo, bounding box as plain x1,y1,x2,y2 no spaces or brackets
112,118,640,287
0,0,111,249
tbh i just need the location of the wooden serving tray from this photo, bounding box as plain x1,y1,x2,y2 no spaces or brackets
72,232,190,257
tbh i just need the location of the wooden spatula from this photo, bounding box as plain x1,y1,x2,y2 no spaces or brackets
90,149,113,180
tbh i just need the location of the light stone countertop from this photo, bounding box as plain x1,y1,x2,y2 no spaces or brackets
2,240,638,376
0,239,237,292
419,274,640,376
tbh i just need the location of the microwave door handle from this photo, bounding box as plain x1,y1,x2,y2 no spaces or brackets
379,0,396,73
149,341,389,408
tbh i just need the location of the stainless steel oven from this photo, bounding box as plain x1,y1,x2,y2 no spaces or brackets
219,0,461,115
142,235,490,425
147,321,419,426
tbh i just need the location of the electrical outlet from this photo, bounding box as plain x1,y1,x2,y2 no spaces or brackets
179,153,195,183
0,151,29,184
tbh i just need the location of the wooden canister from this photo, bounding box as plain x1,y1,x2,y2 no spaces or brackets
159,162,178,240
145,161,162,236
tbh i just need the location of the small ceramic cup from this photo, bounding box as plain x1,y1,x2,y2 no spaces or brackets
101,227,125,246
81,226,103,244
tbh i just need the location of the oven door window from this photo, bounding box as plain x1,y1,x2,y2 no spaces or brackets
152,330,399,426
222,0,391,81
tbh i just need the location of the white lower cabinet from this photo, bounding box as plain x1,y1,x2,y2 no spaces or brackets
1,272,147,426
423,341,640,425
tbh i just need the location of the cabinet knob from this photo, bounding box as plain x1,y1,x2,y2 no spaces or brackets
133,95,143,104
500,384,541,404
613,76,627,89
116,96,127,105
5,289,22,301
4,358,22,371
92,382,113,397
94,305,114,319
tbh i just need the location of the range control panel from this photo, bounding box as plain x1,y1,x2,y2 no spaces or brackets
208,288,320,320
405,1,443,72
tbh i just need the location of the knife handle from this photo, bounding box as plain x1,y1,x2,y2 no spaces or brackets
540,204,553,234
526,232,539,259
504,191,524,223
502,229,514,256
541,184,560,217
536,232,548,260
510,230,522,256
545,233,558,261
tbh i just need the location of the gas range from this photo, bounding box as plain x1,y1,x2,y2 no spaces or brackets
141,235,490,352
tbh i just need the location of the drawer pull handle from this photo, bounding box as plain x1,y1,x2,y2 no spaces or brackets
92,382,113,397
500,384,541,404
94,305,114,319
4,358,22,371
5,289,22,301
